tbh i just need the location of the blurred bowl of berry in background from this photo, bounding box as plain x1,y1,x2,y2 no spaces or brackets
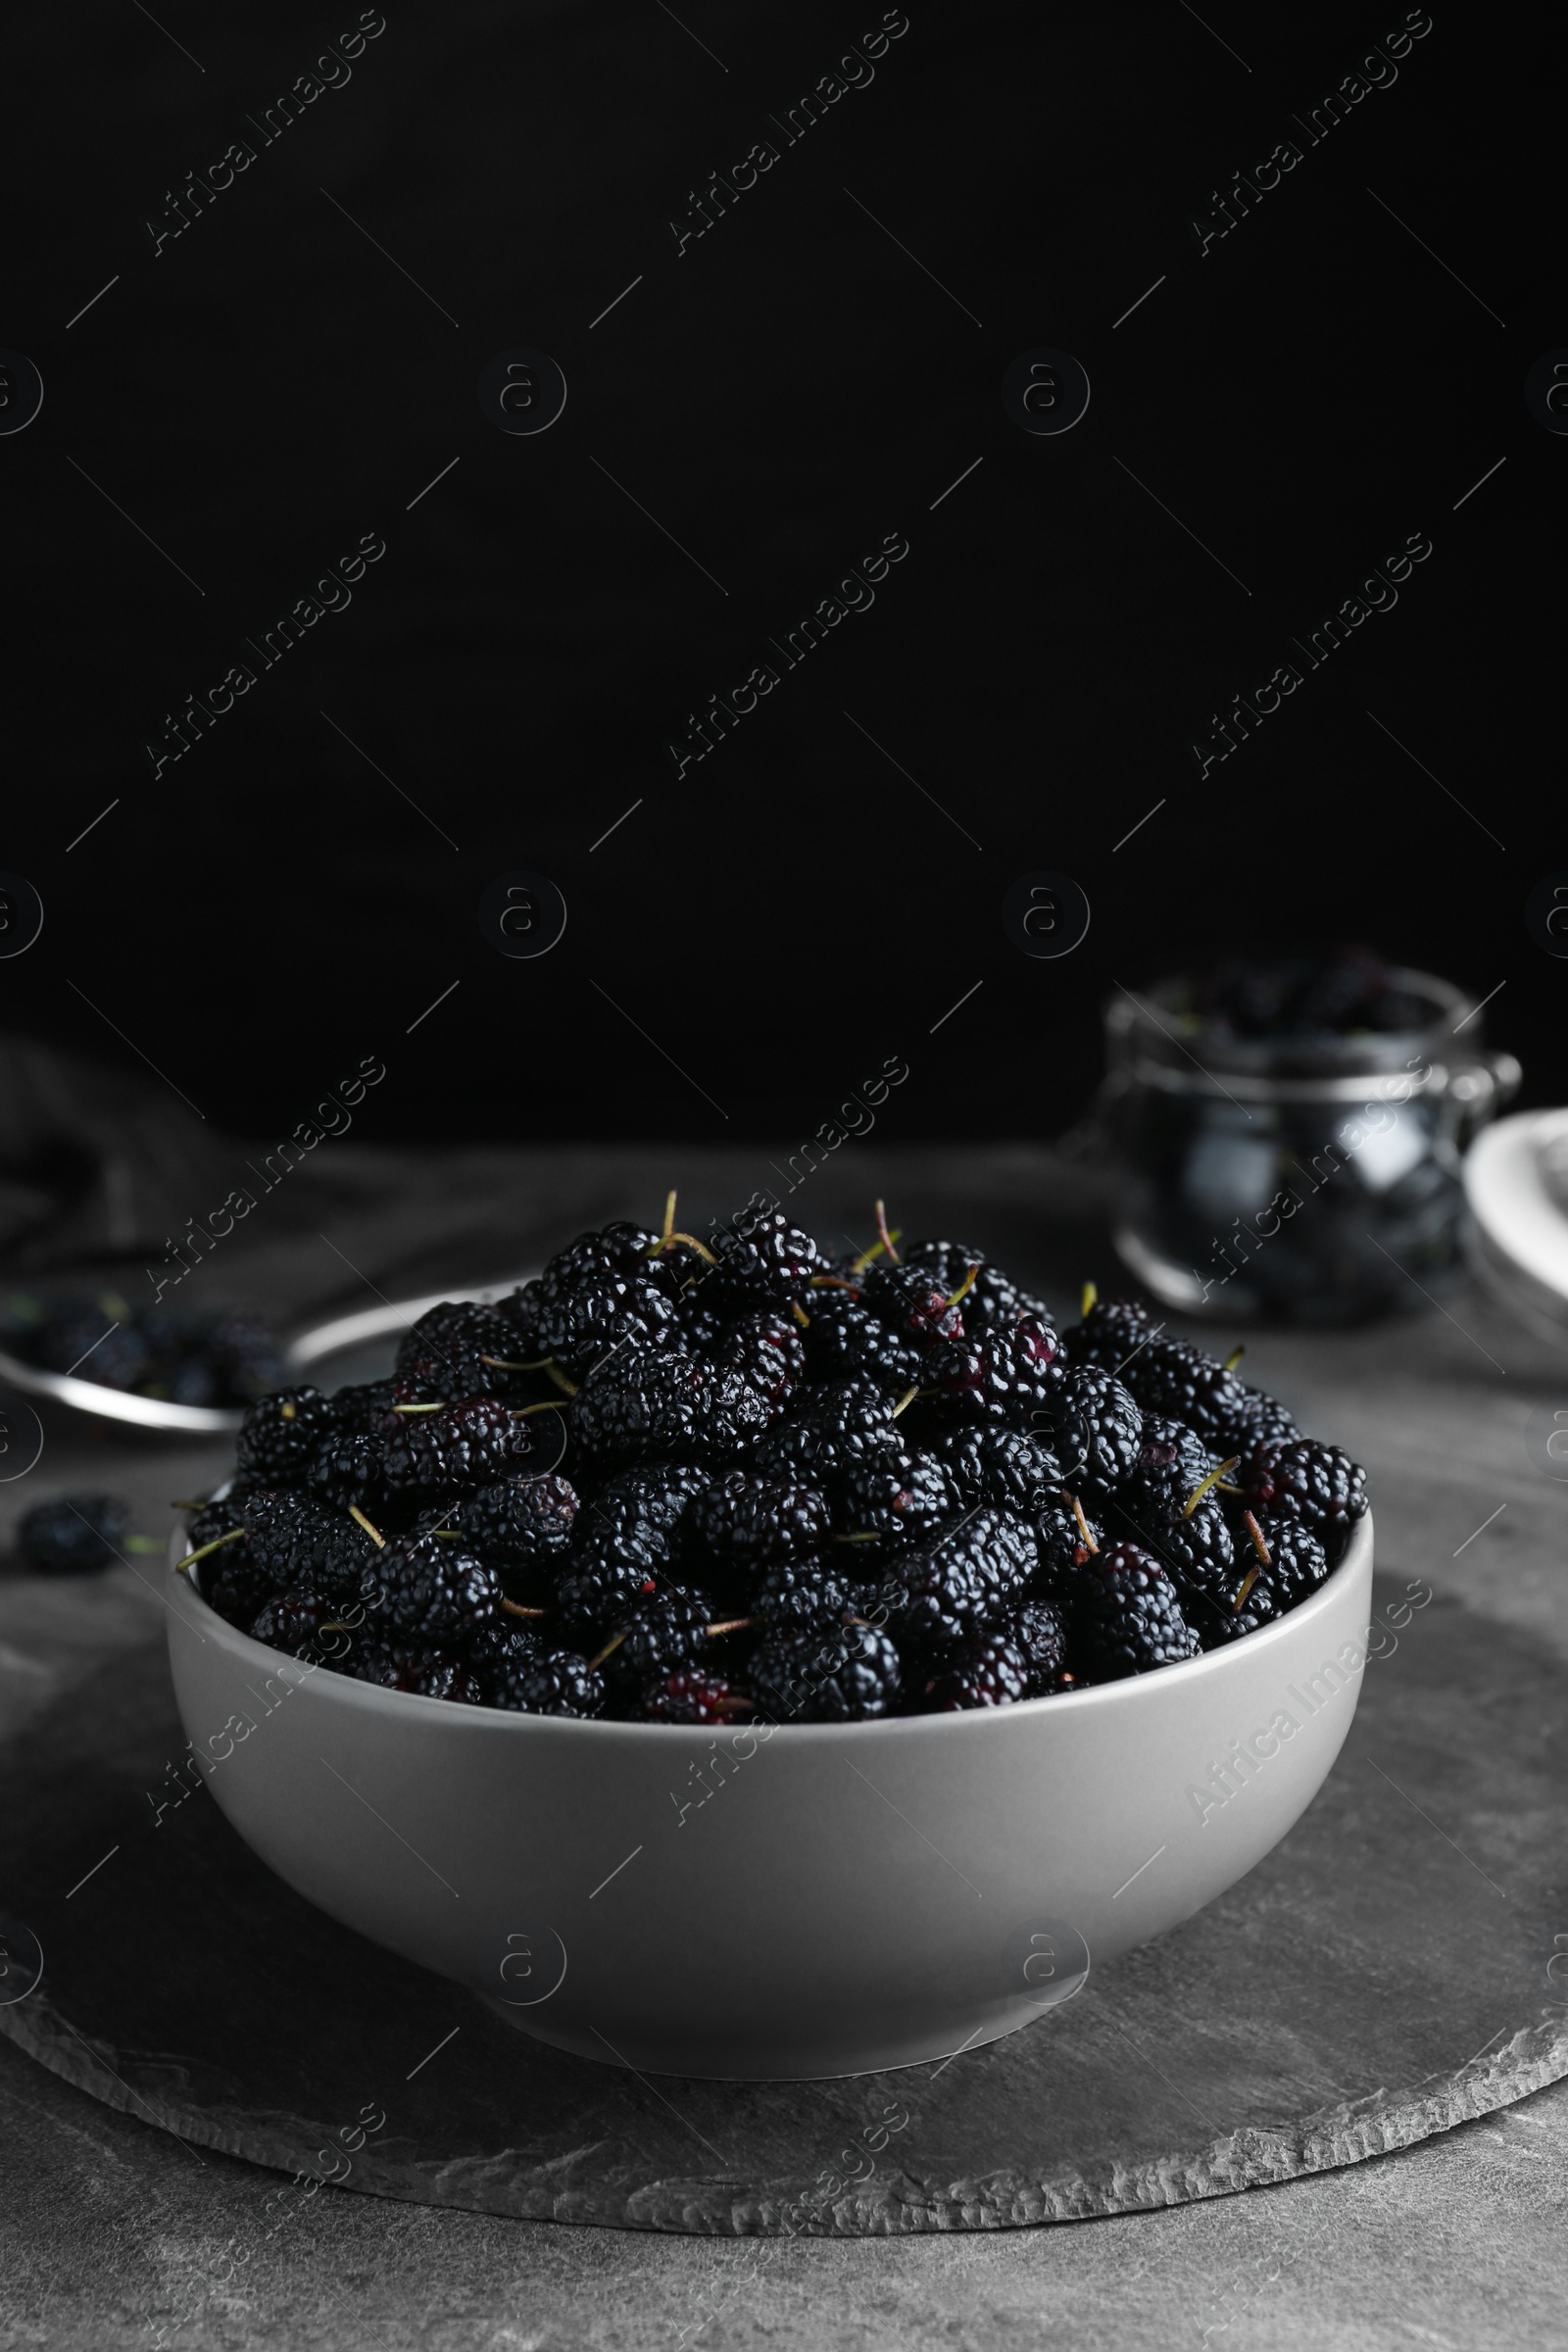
0,1289,284,1435
1102,949,1520,1324
0,1276,535,1439
165,1510,1373,2081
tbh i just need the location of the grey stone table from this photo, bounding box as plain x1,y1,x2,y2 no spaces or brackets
3,1143,1568,2348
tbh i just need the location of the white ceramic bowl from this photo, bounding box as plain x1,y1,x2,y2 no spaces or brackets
165,1515,1373,2080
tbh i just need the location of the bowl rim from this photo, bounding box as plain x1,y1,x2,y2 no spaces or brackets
166,1506,1375,1743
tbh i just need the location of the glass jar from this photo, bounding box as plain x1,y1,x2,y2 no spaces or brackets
1102,968,1520,1323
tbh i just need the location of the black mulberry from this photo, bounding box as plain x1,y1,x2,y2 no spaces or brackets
18,1491,129,1574
749,1624,902,1722
834,1449,961,1540
374,1531,504,1644
1072,1544,1200,1679
491,1647,605,1717
1050,1365,1144,1497
886,1507,1042,1647
923,1631,1033,1710
1235,1440,1367,1539
687,1471,832,1566
380,1395,534,1495
935,1425,1064,1517
237,1387,338,1484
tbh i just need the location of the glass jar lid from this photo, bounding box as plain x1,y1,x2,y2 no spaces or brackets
1105,965,1493,1101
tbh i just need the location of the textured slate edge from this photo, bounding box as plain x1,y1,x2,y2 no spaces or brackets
4,1998,1565,2236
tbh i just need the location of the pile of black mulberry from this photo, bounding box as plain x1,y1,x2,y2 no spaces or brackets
184,1200,1368,1723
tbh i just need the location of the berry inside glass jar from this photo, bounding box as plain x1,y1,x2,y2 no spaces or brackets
1103,947,1518,1323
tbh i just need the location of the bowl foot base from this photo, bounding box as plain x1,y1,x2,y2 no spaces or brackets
476,1990,1073,2082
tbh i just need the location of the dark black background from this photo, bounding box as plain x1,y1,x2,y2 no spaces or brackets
1,0,1555,1145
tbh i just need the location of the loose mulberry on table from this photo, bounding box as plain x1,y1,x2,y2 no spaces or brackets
18,1492,130,1574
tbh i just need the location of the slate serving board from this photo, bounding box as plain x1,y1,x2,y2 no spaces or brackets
2,1572,1564,2235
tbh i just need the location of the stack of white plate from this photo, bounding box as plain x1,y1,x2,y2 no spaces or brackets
1465,1109,1568,1346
